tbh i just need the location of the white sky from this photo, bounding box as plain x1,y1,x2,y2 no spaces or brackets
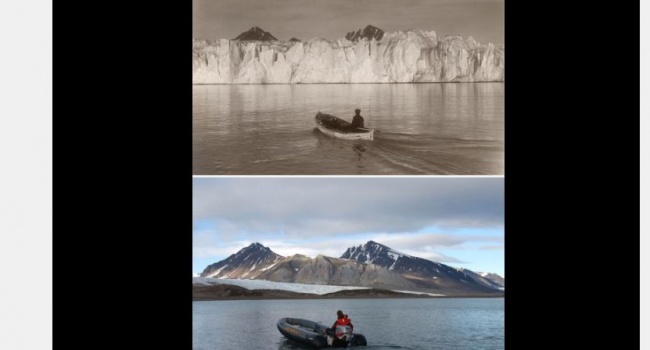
193,0,504,44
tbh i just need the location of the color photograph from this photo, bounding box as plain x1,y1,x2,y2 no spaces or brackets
193,177,504,349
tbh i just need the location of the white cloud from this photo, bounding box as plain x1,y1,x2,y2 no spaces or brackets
479,244,505,250
193,178,504,238
192,178,504,270
416,251,466,263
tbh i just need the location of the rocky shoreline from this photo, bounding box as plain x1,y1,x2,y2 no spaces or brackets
193,284,503,301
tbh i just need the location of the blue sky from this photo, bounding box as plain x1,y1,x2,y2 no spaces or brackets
193,177,504,276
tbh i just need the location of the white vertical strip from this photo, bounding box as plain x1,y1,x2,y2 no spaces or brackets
641,0,648,347
0,0,52,349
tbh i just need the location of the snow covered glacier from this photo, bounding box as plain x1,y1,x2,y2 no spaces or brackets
192,30,504,84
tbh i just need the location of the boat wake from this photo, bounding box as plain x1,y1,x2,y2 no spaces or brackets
312,128,502,175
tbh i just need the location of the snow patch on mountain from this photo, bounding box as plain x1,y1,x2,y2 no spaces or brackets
260,263,277,272
206,264,229,278
394,290,445,297
385,247,412,259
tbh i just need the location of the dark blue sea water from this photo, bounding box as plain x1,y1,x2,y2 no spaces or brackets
193,298,503,350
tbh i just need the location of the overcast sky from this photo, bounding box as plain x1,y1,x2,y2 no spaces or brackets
193,177,504,276
193,0,504,44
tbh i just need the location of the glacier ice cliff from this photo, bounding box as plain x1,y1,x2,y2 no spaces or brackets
192,30,504,84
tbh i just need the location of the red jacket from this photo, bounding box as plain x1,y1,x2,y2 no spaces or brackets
332,315,353,331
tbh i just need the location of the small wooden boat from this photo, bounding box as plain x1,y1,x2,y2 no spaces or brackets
315,112,375,141
277,317,367,348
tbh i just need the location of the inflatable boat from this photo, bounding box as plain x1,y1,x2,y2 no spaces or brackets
277,317,367,348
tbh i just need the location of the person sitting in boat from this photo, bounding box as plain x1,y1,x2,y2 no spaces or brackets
327,310,354,335
350,109,365,131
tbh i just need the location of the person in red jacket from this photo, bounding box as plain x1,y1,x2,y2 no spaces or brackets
329,310,354,334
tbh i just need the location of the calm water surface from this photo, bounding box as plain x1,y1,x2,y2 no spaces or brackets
193,84,503,175
193,298,504,350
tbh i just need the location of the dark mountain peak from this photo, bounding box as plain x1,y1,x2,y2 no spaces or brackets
343,241,441,271
233,242,276,258
200,242,282,278
246,242,265,249
235,242,270,254
234,27,278,41
363,24,381,31
289,37,301,42
365,240,385,247
341,242,500,293
345,25,384,42
340,240,399,264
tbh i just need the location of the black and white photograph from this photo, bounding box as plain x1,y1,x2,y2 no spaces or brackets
193,0,504,175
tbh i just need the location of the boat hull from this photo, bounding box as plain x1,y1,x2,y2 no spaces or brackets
314,112,374,141
277,318,367,348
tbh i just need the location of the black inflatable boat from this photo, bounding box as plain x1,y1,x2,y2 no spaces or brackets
277,317,367,348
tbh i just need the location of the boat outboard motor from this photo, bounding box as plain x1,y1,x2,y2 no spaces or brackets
335,325,353,342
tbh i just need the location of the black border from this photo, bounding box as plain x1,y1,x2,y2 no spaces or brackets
54,2,192,348
505,1,640,348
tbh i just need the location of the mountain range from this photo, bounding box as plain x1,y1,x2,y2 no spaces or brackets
201,241,504,296
345,25,385,42
231,25,383,42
